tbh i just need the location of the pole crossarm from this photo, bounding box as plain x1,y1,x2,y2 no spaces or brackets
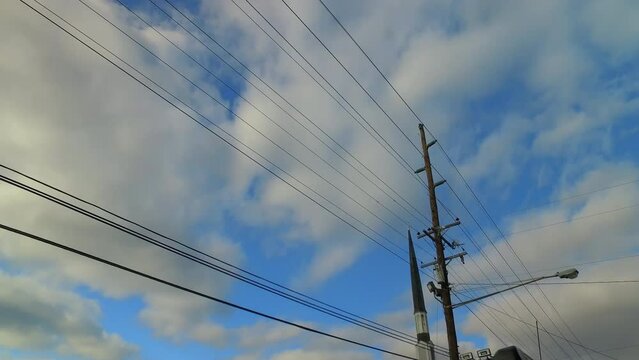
421,252,467,269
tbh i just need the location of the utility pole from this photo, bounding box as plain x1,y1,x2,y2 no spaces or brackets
417,123,460,360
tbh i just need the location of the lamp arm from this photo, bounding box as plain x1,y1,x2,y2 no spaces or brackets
451,274,554,309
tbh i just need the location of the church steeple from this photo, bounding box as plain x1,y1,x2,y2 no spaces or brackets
409,230,435,360
409,230,427,315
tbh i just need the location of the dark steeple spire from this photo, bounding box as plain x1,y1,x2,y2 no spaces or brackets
409,230,427,314
409,230,435,359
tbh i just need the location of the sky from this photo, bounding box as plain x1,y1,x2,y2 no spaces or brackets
1,0,639,359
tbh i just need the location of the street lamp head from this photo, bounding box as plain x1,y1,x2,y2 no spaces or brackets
556,268,579,279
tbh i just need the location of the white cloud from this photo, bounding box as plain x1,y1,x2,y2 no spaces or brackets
0,270,136,360
235,321,303,350
2,0,639,357
455,162,639,358
0,0,246,348
580,0,639,63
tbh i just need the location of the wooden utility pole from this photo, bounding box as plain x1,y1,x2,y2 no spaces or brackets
418,123,460,360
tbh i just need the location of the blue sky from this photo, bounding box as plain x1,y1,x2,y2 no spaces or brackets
1,0,639,359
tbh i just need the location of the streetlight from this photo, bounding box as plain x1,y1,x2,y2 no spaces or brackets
556,268,579,279
426,268,579,309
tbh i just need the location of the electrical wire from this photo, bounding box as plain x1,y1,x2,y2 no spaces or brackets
448,262,549,357
313,2,597,357
113,0,424,244
422,199,552,358
511,177,639,215
438,187,582,358
3,2,451,353
18,0,409,265
233,0,431,193
457,295,619,360
506,203,639,236
443,161,595,359
0,222,424,360
0,170,449,356
530,253,639,276
278,0,421,155
155,0,431,230
432,198,558,357
411,149,552,353
0,163,434,348
305,3,572,355
14,0,538,354
76,0,413,256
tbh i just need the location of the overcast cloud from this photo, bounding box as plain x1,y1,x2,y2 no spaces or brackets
1,0,638,359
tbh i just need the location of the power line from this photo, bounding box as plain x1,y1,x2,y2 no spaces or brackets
531,253,639,275
223,5,522,348
511,177,639,215
458,295,619,360
420,196,563,357
278,0,421,155
5,2,450,353
19,0,408,265
156,0,431,229
76,0,412,256
445,170,593,358
233,0,431,193
0,170,449,356
316,0,596,354
598,344,639,353
15,0,533,352
440,183,584,358
413,181,541,350
448,259,552,357
0,222,423,360
312,2,595,357
507,202,639,236
0,163,441,349
434,212,560,357
418,161,576,357
453,252,639,289
112,0,424,246
309,2,583,353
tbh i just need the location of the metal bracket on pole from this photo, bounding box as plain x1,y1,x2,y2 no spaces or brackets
421,251,467,268
434,179,446,188
416,228,434,239
445,251,467,265
441,236,456,249
417,229,461,250
421,259,438,268
442,218,461,231
414,141,437,174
